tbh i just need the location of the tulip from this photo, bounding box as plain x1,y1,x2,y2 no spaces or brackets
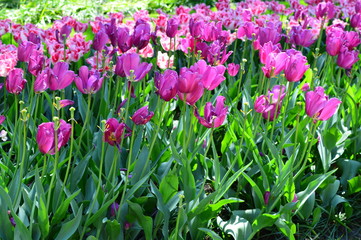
59,99,74,109
178,67,204,105
17,41,37,63
104,18,118,47
75,66,104,94
103,118,131,146
227,63,240,77
301,83,310,92
6,68,27,94
189,18,204,39
259,41,281,64
36,119,72,155
166,17,179,38
34,68,50,93
305,86,341,121
315,2,335,20
132,19,151,50
261,52,288,78
284,51,309,82
288,26,316,48
237,21,258,40
191,60,226,90
48,62,75,91
264,191,271,205
154,70,178,101
109,202,119,217
117,27,133,53
57,24,72,43
194,96,228,128
131,106,154,125
115,53,152,81
258,25,282,47
350,13,361,29
202,21,222,42
93,30,109,51
254,85,286,121
326,35,343,56
28,50,45,76
337,48,359,69
0,115,5,125
345,31,361,50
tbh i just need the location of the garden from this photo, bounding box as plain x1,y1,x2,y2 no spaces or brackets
1,0,361,239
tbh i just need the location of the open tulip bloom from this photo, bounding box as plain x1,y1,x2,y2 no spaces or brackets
254,85,286,121
305,86,341,121
194,96,228,128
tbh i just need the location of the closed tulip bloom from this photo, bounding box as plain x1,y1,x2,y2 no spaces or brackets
305,86,341,121
284,51,309,82
18,41,37,63
34,68,50,93
258,26,282,47
350,13,361,28
227,63,240,76
131,106,154,125
0,115,5,125
326,36,343,56
93,30,109,51
194,96,228,128
166,17,179,38
178,66,204,105
315,2,335,20
48,62,75,90
117,27,133,53
104,18,118,47
103,118,131,146
337,48,359,69
132,19,151,50
75,66,104,94
259,42,281,64
6,68,27,94
154,70,178,101
254,85,286,121
37,119,72,155
189,18,204,39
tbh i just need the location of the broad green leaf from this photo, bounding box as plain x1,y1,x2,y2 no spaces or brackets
127,201,153,240
252,213,280,234
159,173,179,204
55,205,83,240
198,228,223,240
348,176,361,194
105,220,121,239
52,189,81,225
217,215,252,240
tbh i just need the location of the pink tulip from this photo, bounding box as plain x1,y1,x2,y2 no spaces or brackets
6,68,27,94
28,50,45,76
284,50,309,82
74,66,104,94
191,60,226,90
59,99,74,108
17,41,38,63
337,48,359,70
103,118,131,146
154,70,178,101
131,106,154,125
194,96,228,128
189,18,204,39
315,2,335,20
37,119,72,155
115,53,152,81
48,62,75,91
254,85,286,121
227,63,240,77
261,52,288,78
34,68,50,93
0,115,5,125
259,42,281,64
305,86,341,121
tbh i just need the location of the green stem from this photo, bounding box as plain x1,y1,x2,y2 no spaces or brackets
46,121,59,211
76,94,92,156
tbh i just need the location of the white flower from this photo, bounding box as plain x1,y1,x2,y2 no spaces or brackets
0,130,7,141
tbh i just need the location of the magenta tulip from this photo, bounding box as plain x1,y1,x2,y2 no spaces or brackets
117,27,133,53
103,118,131,146
131,106,154,125
28,50,45,76
337,48,359,70
48,62,75,91
115,53,152,81
34,68,50,93
93,30,109,51
0,115,5,125
37,119,71,155
227,63,240,77
6,68,27,94
17,41,37,63
75,66,104,94
288,26,316,48
262,52,288,78
154,70,178,101
166,17,179,38
284,50,309,82
191,60,226,90
132,19,151,50
254,85,286,121
305,86,341,121
194,96,228,128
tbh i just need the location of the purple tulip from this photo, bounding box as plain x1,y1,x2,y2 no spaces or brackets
115,53,152,81
131,106,154,125
237,21,258,40
109,202,119,217
194,96,228,128
117,27,133,53
315,2,335,20
350,13,361,29
305,86,341,121
57,24,72,43
132,19,151,50
6,68,27,94
337,48,359,70
0,115,5,125
93,30,109,51
326,35,343,56
75,66,104,94
48,62,75,91
28,50,45,76
59,99,74,109
17,41,37,63
166,17,179,38
257,24,282,47
284,50,309,82
189,18,204,39
105,18,118,47
36,119,72,155
227,63,240,77
254,85,286,121
202,21,222,42
288,26,316,48
259,41,281,64
264,191,271,205
103,118,131,146
154,70,178,101
301,83,310,92
345,31,361,50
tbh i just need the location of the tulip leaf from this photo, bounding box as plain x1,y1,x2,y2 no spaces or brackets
348,176,361,194
127,201,153,240
55,205,83,240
